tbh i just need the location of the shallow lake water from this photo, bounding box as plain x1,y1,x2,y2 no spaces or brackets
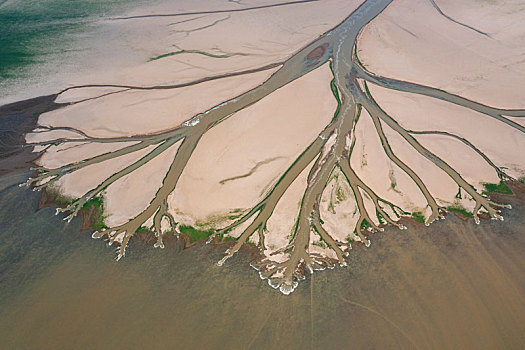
0,169,524,349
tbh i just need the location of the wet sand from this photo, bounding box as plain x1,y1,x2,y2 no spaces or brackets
0,94,61,176
0,168,524,349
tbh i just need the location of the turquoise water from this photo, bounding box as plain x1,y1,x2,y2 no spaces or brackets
0,0,149,99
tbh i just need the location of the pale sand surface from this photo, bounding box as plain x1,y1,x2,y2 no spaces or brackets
15,0,525,271
357,0,525,108
2,1,525,346
112,0,355,85
34,142,138,170
262,159,312,261
319,167,359,243
367,83,525,181
509,116,525,127
38,69,278,138
170,63,336,227
354,0,525,214
1,0,356,106
53,144,156,199
350,108,427,211
24,0,360,230
104,140,182,227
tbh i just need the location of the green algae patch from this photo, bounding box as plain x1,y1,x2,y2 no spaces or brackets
482,181,513,195
312,241,327,248
135,226,150,234
81,196,108,230
179,225,215,243
447,205,473,218
411,212,425,223
329,61,343,122
335,186,346,202
360,219,371,231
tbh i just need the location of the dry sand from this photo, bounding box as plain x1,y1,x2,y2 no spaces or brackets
169,63,336,228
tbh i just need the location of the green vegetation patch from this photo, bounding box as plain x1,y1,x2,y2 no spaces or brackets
389,171,398,191
329,61,343,122
360,219,371,231
447,205,473,218
482,181,513,195
179,225,215,243
227,212,244,221
82,196,108,230
411,211,425,223
335,186,346,202
312,241,327,248
135,226,150,234
82,196,103,209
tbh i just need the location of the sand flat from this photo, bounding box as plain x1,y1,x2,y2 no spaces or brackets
357,0,525,108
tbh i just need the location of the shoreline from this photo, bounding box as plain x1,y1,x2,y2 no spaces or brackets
3,0,524,295
2,174,524,348
0,94,62,178
2,72,523,264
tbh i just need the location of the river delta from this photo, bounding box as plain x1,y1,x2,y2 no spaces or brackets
1,0,524,348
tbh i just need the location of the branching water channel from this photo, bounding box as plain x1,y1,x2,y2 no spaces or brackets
21,0,525,294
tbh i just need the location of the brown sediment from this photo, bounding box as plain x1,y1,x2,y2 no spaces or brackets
134,230,156,245
0,94,63,177
38,188,61,210
1,192,524,349
37,187,103,232
307,43,329,60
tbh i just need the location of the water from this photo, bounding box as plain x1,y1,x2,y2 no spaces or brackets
0,0,151,103
0,168,524,349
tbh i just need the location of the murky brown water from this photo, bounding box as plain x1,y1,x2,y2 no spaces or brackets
1,170,524,349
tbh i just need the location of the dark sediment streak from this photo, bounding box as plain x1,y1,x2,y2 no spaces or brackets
111,0,319,20
0,94,61,176
428,0,490,37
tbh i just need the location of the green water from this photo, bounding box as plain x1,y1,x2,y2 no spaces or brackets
0,0,149,95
